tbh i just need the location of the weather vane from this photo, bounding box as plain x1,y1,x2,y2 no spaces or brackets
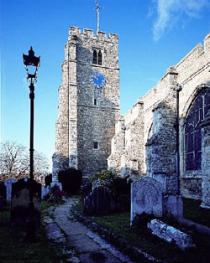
96,0,100,34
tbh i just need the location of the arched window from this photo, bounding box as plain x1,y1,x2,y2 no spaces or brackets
185,88,210,171
93,50,97,64
98,50,102,65
92,49,103,65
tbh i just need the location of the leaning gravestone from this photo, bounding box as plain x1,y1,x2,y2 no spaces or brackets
11,179,41,230
131,177,163,224
0,182,6,210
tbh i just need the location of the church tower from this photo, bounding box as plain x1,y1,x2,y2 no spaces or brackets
53,26,120,178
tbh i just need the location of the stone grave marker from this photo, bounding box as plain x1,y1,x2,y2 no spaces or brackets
84,186,116,216
41,185,50,199
11,178,41,230
4,178,17,202
147,219,195,250
131,177,163,224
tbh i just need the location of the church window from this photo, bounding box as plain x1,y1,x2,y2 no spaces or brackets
92,49,102,65
94,98,97,106
98,50,102,65
93,50,97,64
185,88,210,171
93,141,99,149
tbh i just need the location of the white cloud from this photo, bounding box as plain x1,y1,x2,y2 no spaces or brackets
153,0,210,41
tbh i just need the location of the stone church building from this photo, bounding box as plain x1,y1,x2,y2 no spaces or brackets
53,26,210,208
53,27,120,178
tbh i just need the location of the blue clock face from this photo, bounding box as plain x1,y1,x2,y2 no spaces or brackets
91,72,106,88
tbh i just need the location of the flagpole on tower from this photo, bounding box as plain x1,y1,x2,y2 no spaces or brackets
96,0,100,34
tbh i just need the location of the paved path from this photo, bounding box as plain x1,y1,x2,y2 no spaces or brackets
44,198,135,263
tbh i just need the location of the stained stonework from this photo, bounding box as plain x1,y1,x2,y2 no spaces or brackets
53,27,120,179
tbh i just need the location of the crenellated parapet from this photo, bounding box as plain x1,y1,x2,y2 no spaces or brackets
68,26,119,43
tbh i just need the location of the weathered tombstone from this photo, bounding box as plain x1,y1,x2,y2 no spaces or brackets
11,178,41,233
41,185,50,199
147,219,195,250
131,177,163,224
84,186,116,216
4,178,17,202
0,182,6,210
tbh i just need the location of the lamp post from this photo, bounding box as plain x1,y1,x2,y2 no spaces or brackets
175,84,182,195
23,47,40,239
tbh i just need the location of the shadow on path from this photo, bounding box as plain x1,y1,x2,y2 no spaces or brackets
43,198,135,263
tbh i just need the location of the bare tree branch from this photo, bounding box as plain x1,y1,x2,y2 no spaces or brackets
0,141,49,184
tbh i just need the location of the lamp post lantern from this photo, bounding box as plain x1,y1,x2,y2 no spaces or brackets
23,47,40,220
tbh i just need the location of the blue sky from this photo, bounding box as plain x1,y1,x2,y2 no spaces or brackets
1,0,210,169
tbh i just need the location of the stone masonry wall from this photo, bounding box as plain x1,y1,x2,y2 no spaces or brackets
201,110,210,208
178,35,210,199
108,101,144,177
54,27,120,179
108,33,210,200
146,84,178,195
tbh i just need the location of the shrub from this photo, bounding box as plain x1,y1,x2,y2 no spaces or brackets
45,174,52,187
85,171,131,213
81,180,92,197
44,185,65,204
90,170,115,183
58,168,82,195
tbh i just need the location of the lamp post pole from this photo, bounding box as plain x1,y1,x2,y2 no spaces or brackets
23,47,40,239
29,79,35,205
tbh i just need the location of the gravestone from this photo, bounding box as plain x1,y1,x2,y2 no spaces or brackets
84,186,116,216
0,182,6,210
147,219,195,250
131,177,163,224
4,178,17,202
41,185,50,199
11,179,41,231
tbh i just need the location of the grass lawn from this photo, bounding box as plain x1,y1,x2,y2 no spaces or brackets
73,200,210,263
0,203,61,263
92,212,210,263
183,198,210,227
